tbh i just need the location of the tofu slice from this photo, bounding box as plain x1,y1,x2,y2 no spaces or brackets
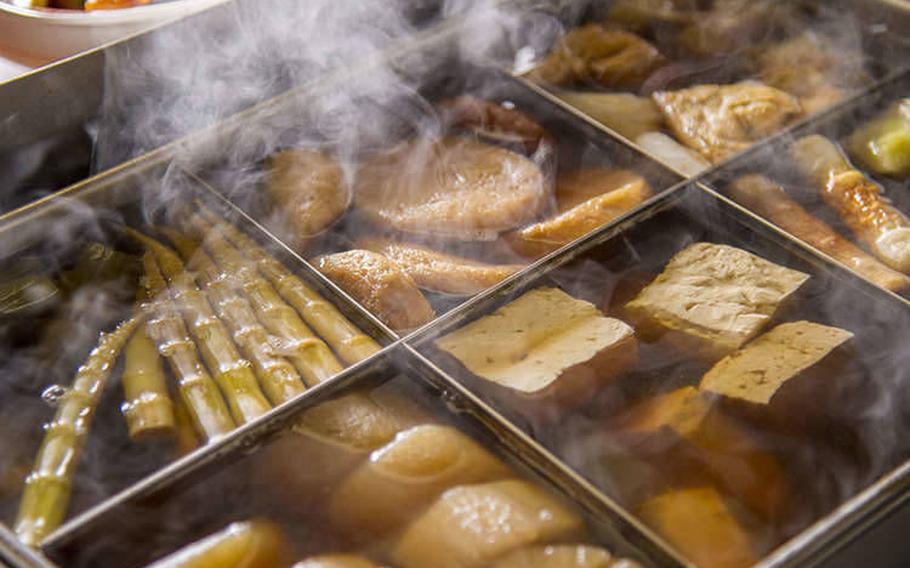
637,487,756,568
625,243,810,358
329,424,511,538
614,387,788,520
490,544,620,568
436,287,638,408
700,321,853,405
392,479,584,568
293,556,382,568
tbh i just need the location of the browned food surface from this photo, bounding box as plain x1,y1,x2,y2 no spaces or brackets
314,250,435,332
294,555,383,568
653,82,802,163
507,169,653,257
358,236,524,296
675,0,788,57
729,175,910,292
532,25,664,89
490,544,621,568
792,135,910,272
637,487,756,568
437,95,550,155
146,520,291,568
268,149,350,241
758,32,867,115
355,137,548,240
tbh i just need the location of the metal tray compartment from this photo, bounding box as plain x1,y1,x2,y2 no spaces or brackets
508,0,910,178
0,160,393,551
700,69,910,300
38,343,685,568
187,40,683,335
411,184,910,567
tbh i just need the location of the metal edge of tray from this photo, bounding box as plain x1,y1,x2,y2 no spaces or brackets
757,460,910,568
397,180,910,566
400,345,692,567
0,525,56,568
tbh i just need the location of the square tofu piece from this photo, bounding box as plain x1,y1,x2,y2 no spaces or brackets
625,243,810,358
436,287,637,407
637,487,756,568
392,479,584,568
615,387,788,520
700,321,853,405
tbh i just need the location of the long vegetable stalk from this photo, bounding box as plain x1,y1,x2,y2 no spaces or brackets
15,316,141,546
131,231,272,424
121,325,176,440
195,207,381,364
164,229,307,405
141,252,235,441
187,215,343,387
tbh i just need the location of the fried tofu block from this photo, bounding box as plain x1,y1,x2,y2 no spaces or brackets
255,394,413,506
637,487,756,568
329,424,511,538
293,556,382,568
507,169,653,258
314,250,435,332
615,387,788,520
490,545,622,568
392,479,585,568
436,287,638,410
624,243,810,359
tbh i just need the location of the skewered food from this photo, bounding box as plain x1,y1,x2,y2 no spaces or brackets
531,25,664,89
329,424,511,537
186,215,343,387
358,237,523,296
15,316,142,546
847,99,910,177
196,207,381,364
146,520,290,568
392,479,584,568
267,148,350,246
121,325,176,440
637,487,756,568
314,250,435,332
728,175,910,293
551,92,663,141
507,169,653,258
758,33,867,115
791,135,910,272
653,82,802,163
354,137,548,240
132,233,272,424
634,132,709,177
166,230,308,404
437,95,551,155
294,556,382,568
613,386,788,520
436,287,637,410
624,243,810,358
141,253,236,441
491,545,625,568
700,321,853,405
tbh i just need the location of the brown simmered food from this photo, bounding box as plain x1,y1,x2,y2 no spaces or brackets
758,32,867,115
507,169,653,258
614,386,788,520
314,250,435,332
490,545,623,568
267,149,350,243
355,137,548,240
653,82,802,163
437,95,551,155
358,237,523,296
624,243,810,358
676,0,789,57
329,424,511,537
294,556,383,568
146,520,291,568
728,175,910,292
792,135,910,272
392,479,584,568
436,287,638,411
637,487,756,568
532,24,664,89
